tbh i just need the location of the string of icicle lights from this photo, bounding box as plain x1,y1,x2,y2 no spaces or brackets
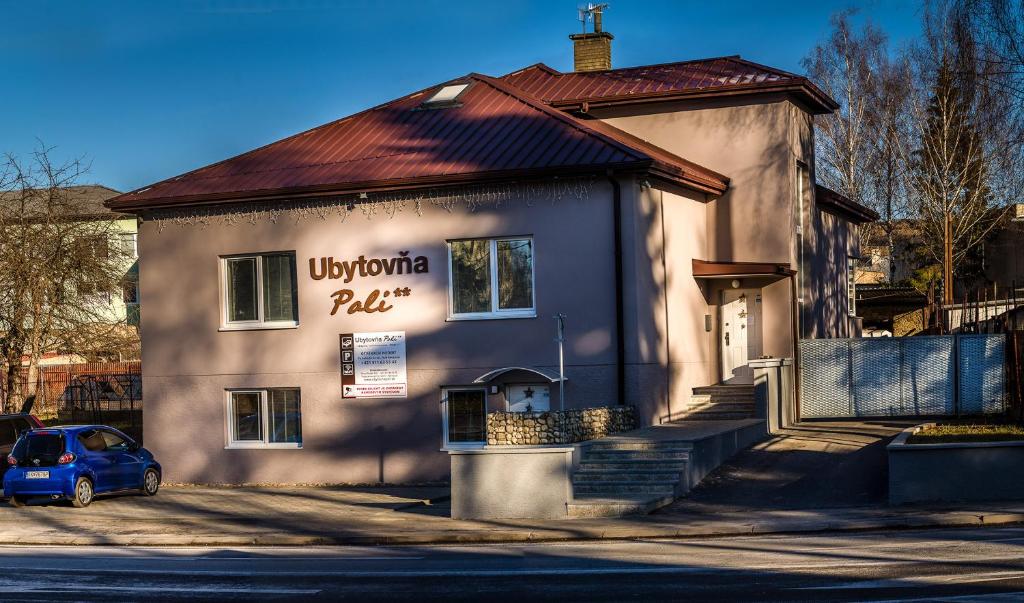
146,178,596,231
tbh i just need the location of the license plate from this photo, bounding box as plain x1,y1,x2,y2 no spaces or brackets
25,471,49,479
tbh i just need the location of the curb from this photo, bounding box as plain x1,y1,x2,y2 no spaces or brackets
1,511,1023,546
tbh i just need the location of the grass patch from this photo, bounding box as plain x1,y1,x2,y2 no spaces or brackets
907,423,1024,444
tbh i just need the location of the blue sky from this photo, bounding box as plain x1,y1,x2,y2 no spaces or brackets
1,0,923,192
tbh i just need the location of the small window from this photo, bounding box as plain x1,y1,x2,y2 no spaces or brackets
848,256,857,317
421,83,469,107
443,388,487,446
448,237,535,319
78,430,107,452
227,389,302,448
101,431,130,451
221,252,298,329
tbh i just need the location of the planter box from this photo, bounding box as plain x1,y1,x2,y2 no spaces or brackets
449,446,575,519
888,423,1024,505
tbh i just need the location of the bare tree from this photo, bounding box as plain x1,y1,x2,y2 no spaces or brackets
0,146,137,413
906,1,1024,305
960,0,1024,104
804,10,913,283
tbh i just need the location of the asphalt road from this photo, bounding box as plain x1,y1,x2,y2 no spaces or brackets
2,526,1024,601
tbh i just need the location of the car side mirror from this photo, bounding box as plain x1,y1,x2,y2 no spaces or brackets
128,441,140,452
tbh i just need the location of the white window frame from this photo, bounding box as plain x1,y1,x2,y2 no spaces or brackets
446,236,536,321
224,388,302,449
219,252,299,331
440,387,488,449
847,256,858,318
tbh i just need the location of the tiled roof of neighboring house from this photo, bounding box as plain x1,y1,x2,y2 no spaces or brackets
1,185,123,219
815,185,879,223
500,56,838,114
108,74,728,211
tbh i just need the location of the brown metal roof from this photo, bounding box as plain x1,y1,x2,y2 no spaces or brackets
108,74,727,211
692,259,794,279
815,185,879,224
501,56,838,114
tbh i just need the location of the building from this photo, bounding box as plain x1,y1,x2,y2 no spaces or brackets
107,26,875,484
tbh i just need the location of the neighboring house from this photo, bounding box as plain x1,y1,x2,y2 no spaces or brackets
107,25,875,484
63,185,140,328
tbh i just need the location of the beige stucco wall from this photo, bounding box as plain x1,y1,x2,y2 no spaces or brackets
595,97,800,266
139,182,624,484
596,95,858,342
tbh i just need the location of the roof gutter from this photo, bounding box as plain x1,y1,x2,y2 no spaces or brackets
105,163,653,213
550,81,838,115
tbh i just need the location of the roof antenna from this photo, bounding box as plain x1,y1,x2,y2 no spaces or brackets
577,3,609,34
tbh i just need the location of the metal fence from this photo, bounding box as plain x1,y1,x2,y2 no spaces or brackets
800,335,1005,419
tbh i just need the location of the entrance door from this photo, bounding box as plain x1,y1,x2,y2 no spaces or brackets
442,388,487,447
720,289,762,384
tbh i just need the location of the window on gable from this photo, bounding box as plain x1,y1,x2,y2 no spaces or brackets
221,252,298,329
448,237,535,319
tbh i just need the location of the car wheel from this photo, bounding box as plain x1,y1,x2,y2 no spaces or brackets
141,469,160,496
8,496,26,508
72,477,93,508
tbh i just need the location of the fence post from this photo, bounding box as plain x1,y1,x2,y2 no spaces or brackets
953,334,961,417
847,339,855,416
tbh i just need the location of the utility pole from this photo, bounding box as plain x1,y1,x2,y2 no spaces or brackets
554,314,566,412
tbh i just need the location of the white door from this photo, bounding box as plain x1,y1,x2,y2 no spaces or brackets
720,289,762,384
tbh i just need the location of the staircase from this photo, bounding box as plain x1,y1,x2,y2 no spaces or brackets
567,439,692,517
678,384,756,420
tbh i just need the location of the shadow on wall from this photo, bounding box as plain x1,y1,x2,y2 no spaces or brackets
136,106,712,485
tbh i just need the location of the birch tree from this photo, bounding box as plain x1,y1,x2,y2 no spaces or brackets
804,11,913,283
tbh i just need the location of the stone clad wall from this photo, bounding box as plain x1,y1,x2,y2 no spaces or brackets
486,406,637,446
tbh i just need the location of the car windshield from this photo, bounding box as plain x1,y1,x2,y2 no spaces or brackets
11,432,65,467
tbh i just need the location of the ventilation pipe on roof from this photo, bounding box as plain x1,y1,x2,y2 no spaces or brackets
571,4,613,72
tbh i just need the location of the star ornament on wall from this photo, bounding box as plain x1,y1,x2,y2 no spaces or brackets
524,387,534,399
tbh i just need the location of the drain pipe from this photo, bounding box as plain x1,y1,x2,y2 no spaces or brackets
608,171,626,406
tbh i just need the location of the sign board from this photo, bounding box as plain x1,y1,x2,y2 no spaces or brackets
507,384,550,413
340,331,408,399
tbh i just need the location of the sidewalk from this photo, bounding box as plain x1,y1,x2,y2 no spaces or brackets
2,485,1024,546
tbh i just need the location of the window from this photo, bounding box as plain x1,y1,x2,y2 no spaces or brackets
118,233,138,258
221,252,298,329
847,256,857,317
123,279,138,304
442,388,486,447
448,237,535,319
226,389,302,448
421,83,469,108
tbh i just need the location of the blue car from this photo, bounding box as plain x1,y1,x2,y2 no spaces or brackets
4,426,161,508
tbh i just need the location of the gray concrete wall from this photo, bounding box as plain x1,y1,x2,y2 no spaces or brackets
889,425,1024,504
449,447,573,519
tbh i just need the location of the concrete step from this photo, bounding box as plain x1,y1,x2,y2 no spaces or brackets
692,385,755,395
676,411,754,420
578,459,688,471
586,439,694,451
584,449,691,461
573,481,677,495
572,469,684,483
567,494,675,518
691,394,755,402
685,402,754,411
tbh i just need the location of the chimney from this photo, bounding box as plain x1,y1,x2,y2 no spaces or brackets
570,4,612,72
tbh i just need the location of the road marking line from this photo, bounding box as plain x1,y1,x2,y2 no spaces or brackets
793,570,1024,591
